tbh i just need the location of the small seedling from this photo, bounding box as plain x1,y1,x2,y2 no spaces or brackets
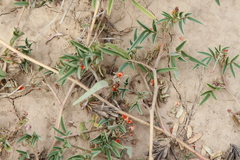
17,131,41,147
0,135,12,152
16,150,30,160
156,7,202,34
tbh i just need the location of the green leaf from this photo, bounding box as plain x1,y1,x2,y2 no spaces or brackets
152,20,157,32
92,0,97,9
134,28,138,41
140,32,151,44
0,68,7,79
54,136,65,142
129,62,135,70
118,88,130,100
107,0,114,15
136,104,143,115
200,90,212,96
3,140,12,152
131,0,156,19
119,125,127,134
152,33,157,44
197,51,211,57
98,118,108,128
178,56,187,62
162,11,172,18
185,13,192,17
230,63,236,78
215,0,220,6
157,67,178,73
112,145,121,157
57,68,77,83
14,2,29,6
129,31,147,51
16,150,29,157
211,91,217,100
53,127,66,136
181,51,206,67
155,17,169,24
125,146,132,158
178,20,184,34
200,93,211,105
231,54,239,62
105,43,129,59
60,116,67,133
71,40,91,52
137,20,152,32
188,56,207,66
77,67,81,79
112,140,125,149
207,83,221,90
187,17,203,24
105,149,112,160
170,52,180,57
222,57,229,75
138,64,148,72
233,62,240,69
91,148,101,157
176,41,187,52
100,47,127,59
17,135,30,143
118,62,129,72
73,80,108,106
129,102,138,112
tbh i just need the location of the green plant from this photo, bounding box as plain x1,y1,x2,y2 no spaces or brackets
47,116,71,160
0,136,12,152
48,117,90,160
88,116,133,160
196,46,240,105
0,68,7,80
14,0,56,8
200,83,222,105
169,41,206,79
90,129,131,160
17,38,33,73
129,91,148,115
56,41,103,85
2,28,24,57
17,131,41,147
195,45,240,77
156,7,202,34
16,150,30,160
215,0,220,6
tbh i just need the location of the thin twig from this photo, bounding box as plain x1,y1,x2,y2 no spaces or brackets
43,81,62,104
17,6,25,27
61,127,107,139
59,0,74,25
86,0,101,45
0,39,209,160
47,83,75,154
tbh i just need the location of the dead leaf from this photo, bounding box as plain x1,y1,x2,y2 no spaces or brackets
179,111,187,124
210,151,222,159
176,106,184,118
203,145,213,156
187,125,192,139
187,132,202,144
172,123,179,137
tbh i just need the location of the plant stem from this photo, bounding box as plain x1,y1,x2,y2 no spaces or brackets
86,0,101,45
0,39,209,160
47,83,75,154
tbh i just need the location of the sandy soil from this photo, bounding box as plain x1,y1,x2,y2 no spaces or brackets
1,0,240,160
